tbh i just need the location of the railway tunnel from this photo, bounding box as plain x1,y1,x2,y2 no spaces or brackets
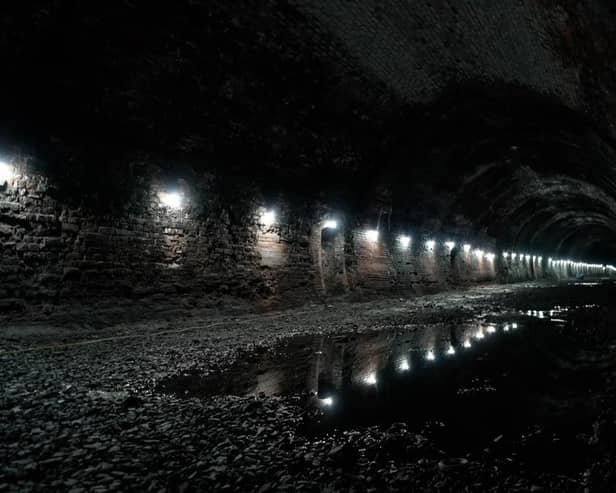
2,1,616,491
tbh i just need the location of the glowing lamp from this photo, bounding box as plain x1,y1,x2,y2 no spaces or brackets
320,397,334,406
323,220,337,230
486,325,496,334
159,191,183,209
485,253,495,261
398,358,410,371
445,241,456,250
0,161,14,185
446,345,456,355
425,350,436,361
260,210,276,226
425,239,435,250
363,372,377,385
473,249,484,258
463,244,471,253
365,229,379,242
463,339,472,348
503,252,509,258
398,235,411,248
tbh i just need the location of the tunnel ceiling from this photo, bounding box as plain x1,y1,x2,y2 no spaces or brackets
1,0,616,261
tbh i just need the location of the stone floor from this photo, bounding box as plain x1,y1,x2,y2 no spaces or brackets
2,281,616,492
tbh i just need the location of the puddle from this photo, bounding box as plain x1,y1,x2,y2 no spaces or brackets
158,288,616,472
158,318,527,400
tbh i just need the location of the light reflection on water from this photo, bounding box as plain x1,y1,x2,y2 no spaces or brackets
523,304,600,325
156,289,615,470
159,316,528,404
350,320,518,394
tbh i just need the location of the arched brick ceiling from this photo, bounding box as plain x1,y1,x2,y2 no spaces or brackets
1,0,616,261
295,0,616,261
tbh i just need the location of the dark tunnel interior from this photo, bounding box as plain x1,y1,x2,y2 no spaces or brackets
1,1,616,261
3,1,616,491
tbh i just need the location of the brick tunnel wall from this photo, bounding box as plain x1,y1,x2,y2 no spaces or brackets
0,161,589,314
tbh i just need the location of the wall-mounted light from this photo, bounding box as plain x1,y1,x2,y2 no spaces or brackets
398,358,410,371
0,161,14,185
319,397,334,407
159,191,183,209
260,210,276,227
398,235,411,248
425,350,436,361
463,339,472,348
463,244,471,253
363,372,377,385
446,345,456,355
525,254,531,261
485,253,495,261
365,229,379,242
425,239,436,250
445,241,456,250
473,249,484,258
503,252,509,258
323,220,337,230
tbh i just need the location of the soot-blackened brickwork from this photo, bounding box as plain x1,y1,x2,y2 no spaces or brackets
1,161,555,314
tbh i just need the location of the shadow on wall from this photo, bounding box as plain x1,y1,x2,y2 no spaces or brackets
1,158,603,315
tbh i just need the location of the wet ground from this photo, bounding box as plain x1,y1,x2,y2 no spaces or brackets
2,280,616,491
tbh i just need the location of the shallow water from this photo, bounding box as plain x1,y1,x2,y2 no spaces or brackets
159,281,616,472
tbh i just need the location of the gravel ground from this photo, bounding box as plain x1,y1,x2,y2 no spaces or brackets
2,281,615,492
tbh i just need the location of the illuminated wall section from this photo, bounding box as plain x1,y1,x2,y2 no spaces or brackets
256,209,287,269
313,218,347,296
0,156,613,313
349,228,396,296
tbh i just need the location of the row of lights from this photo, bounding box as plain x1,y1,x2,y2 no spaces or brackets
4,165,616,274
366,232,497,260
0,171,490,260
547,257,611,271
149,195,616,275
259,209,339,230
258,210,496,263
502,252,542,263
1,160,191,210
503,251,616,273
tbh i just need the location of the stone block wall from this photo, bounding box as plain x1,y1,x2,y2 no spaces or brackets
0,160,585,314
